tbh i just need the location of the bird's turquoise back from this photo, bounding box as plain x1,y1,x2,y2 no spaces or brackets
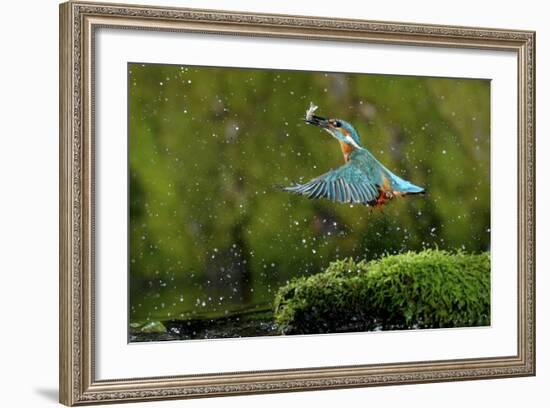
350,148,424,195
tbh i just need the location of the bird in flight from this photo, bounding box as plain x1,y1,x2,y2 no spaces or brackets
283,103,425,208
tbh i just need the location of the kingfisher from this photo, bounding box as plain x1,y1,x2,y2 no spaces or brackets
283,103,425,208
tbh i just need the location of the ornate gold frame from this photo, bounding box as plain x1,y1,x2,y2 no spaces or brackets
59,1,536,405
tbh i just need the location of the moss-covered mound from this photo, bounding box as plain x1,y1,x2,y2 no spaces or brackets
274,250,490,335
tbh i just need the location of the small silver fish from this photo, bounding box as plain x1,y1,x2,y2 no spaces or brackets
305,102,318,121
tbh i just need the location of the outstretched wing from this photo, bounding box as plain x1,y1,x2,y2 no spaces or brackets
284,161,380,205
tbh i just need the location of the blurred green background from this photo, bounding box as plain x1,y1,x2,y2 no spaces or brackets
128,63,490,326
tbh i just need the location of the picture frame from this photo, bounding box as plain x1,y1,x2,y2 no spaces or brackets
59,1,536,405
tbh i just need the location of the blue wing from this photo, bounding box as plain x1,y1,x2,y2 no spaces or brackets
284,149,424,205
284,159,380,205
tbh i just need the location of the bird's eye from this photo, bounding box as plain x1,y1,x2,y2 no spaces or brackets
334,121,341,127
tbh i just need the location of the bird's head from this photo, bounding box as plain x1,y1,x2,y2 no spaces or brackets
305,113,363,150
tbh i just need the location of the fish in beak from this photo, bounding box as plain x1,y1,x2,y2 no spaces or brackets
304,102,329,127
305,114,329,127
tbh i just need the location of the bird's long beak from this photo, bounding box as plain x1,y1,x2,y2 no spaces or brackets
304,115,329,128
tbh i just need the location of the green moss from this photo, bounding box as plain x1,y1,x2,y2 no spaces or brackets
131,320,167,334
274,250,490,334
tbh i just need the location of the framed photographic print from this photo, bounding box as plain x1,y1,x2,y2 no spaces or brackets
59,1,536,405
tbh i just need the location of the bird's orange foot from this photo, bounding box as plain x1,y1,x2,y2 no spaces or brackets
373,191,392,211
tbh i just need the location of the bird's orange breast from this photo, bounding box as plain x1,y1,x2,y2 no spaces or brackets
339,140,355,162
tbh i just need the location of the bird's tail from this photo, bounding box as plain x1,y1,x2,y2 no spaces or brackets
402,184,426,195
392,177,425,196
